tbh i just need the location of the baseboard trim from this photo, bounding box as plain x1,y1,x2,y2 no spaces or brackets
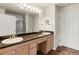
59,45,79,51
52,48,57,50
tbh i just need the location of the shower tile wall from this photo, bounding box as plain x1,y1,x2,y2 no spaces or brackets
16,16,26,34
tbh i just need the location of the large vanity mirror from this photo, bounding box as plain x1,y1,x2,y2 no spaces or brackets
0,14,16,36
0,11,39,37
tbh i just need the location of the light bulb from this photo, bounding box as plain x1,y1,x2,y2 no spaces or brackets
23,3,27,7
38,10,41,13
27,5,31,9
19,3,42,14
20,6,25,9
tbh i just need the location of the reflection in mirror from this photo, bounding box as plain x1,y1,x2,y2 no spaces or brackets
5,10,39,35
0,14,16,36
5,11,26,35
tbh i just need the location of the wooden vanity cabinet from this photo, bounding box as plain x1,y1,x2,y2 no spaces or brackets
29,40,37,55
16,45,29,55
0,34,54,55
0,42,29,55
46,34,54,51
37,36,47,44
0,46,16,55
38,34,54,54
1,50,16,55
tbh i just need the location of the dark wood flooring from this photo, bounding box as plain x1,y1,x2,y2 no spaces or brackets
37,46,79,55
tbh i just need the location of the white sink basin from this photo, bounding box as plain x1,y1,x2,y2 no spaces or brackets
1,37,23,44
41,32,51,35
38,32,51,37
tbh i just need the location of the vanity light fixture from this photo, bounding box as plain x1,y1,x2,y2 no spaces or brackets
19,3,41,14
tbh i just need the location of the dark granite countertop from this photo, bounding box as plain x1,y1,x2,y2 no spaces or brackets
0,31,54,49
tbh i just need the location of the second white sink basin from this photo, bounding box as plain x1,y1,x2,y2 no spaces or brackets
38,32,51,37
41,32,51,35
1,37,23,44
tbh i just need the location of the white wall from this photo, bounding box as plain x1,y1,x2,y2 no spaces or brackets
38,8,45,31
38,4,55,32
55,6,60,49
59,4,79,50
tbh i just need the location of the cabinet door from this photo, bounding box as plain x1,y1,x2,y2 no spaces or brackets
46,35,54,53
0,42,29,55
16,45,29,55
29,43,37,55
2,50,16,55
50,35,54,49
38,35,54,54
46,39,52,53
29,48,37,55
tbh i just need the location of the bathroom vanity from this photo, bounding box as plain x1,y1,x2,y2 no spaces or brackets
0,32,54,55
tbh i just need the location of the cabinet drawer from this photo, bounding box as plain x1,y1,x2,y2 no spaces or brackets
29,41,37,55
29,48,37,55
16,45,29,55
30,43,37,49
37,37,47,43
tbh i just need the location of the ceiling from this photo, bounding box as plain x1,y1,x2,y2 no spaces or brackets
0,3,74,14
56,3,74,7
25,3,73,8
26,3,52,8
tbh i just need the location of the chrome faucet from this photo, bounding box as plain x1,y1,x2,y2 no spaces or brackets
8,34,16,39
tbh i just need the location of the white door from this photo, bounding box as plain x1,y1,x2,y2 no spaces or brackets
60,9,79,50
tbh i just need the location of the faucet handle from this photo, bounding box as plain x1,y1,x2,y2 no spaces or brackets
8,35,12,39
12,34,16,38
